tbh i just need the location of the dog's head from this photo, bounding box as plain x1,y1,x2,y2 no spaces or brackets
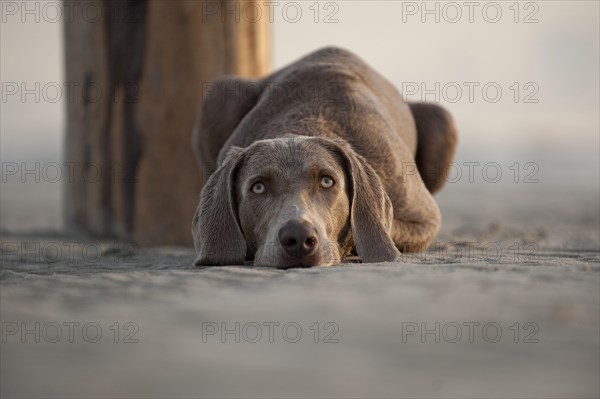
192,136,400,267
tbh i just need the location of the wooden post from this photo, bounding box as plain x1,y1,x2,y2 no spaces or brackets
64,0,270,246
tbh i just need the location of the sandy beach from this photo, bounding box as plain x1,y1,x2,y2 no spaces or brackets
2,145,599,398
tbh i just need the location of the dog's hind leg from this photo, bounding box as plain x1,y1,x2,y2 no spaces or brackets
409,103,458,194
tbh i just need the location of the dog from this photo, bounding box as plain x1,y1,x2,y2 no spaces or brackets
192,47,457,268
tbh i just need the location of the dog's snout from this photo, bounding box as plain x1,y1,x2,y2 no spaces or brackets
278,219,318,259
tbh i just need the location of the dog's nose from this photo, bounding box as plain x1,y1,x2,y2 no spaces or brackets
278,219,318,259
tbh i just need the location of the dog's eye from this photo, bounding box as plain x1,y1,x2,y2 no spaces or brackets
320,176,335,189
251,182,266,194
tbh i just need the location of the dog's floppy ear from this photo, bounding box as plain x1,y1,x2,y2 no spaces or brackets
192,147,246,266
322,139,401,263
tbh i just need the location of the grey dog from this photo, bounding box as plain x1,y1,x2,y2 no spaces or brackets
192,47,457,268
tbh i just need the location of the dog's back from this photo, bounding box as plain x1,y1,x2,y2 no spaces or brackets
216,48,419,189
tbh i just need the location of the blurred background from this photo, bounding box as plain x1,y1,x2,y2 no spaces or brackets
1,0,598,241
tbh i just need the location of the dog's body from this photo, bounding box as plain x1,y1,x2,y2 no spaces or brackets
192,47,457,267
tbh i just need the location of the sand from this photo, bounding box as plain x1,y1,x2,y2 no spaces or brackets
1,149,599,398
